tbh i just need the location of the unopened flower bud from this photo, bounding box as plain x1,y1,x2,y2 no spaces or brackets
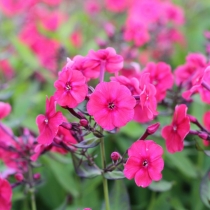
111,152,121,161
188,115,197,123
15,173,24,182
147,122,160,134
80,119,88,127
198,132,209,140
33,173,41,180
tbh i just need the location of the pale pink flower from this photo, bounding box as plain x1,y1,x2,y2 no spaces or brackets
162,104,190,153
87,82,136,130
36,96,63,145
0,177,12,210
124,140,164,188
54,69,88,108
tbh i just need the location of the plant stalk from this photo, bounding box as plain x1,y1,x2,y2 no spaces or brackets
100,137,110,210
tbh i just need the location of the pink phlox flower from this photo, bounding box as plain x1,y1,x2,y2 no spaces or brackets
202,111,210,146
162,2,185,25
0,177,12,210
54,68,88,107
84,0,101,15
0,102,11,119
87,82,136,131
182,66,210,103
51,119,77,154
70,31,83,48
84,47,124,73
19,23,60,72
110,75,140,95
143,62,174,102
133,73,158,123
124,140,164,188
124,19,150,47
36,96,63,145
30,144,52,162
0,0,35,16
105,0,128,12
186,53,207,68
72,55,100,80
162,104,190,153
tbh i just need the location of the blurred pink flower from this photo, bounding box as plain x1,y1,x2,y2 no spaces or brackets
0,102,11,119
0,0,35,16
124,140,164,188
0,177,12,210
144,62,174,102
87,82,136,130
54,69,88,108
36,96,63,145
85,47,124,73
162,104,190,153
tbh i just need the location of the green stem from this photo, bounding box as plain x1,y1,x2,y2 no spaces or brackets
28,164,37,210
100,138,110,210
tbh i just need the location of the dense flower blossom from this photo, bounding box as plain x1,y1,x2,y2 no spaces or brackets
19,23,60,72
110,75,140,95
54,68,88,107
36,96,63,145
0,102,11,119
133,73,158,123
143,62,174,102
162,104,190,153
202,111,210,146
87,82,136,130
175,53,207,85
85,47,124,73
0,177,12,210
124,140,164,188
0,0,35,16
182,66,210,103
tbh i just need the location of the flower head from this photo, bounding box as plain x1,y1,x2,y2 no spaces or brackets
36,96,63,145
124,140,164,188
87,82,136,130
54,69,88,108
161,104,190,153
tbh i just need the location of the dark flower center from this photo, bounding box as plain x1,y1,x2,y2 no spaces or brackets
142,160,149,167
108,102,115,110
65,82,71,91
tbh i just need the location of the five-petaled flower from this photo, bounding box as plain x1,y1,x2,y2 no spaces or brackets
124,140,164,188
36,96,63,145
54,68,88,108
87,81,136,130
161,104,190,153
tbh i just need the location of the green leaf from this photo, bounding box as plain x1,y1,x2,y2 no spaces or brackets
165,151,197,178
149,180,174,192
200,169,210,208
71,154,101,178
102,180,130,210
43,155,79,198
103,171,125,180
195,141,210,157
74,138,100,149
